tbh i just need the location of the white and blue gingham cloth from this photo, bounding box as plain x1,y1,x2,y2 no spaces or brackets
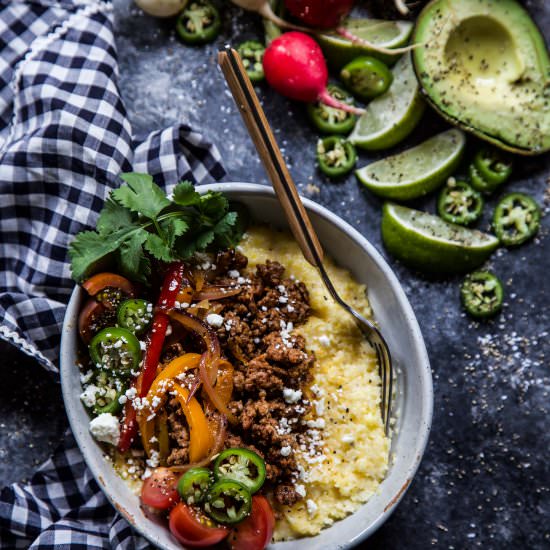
0,0,225,546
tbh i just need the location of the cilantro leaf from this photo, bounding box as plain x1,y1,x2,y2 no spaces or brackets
199,192,228,219
115,173,171,219
69,229,123,282
69,173,249,284
97,198,134,234
117,231,150,284
144,233,175,262
173,180,201,207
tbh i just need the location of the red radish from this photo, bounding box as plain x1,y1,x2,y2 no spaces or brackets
263,32,365,114
284,0,354,30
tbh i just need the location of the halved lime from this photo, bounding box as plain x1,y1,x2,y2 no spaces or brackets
381,203,499,274
356,129,466,200
317,19,413,70
348,53,425,151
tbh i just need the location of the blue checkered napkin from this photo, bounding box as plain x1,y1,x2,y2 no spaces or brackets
0,0,225,547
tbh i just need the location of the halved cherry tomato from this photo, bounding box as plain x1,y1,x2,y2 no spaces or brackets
169,502,229,548
78,298,110,344
228,495,275,550
82,272,135,298
140,468,180,511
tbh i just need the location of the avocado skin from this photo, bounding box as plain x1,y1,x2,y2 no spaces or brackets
412,0,550,156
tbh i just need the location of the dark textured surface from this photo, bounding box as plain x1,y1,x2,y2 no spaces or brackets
1,1,549,548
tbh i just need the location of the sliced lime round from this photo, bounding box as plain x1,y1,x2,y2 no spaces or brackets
356,129,466,200
348,53,425,151
317,19,413,70
381,203,499,274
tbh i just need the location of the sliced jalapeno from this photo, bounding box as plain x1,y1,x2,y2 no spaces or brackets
237,41,265,83
306,85,357,135
317,136,356,178
94,389,124,415
89,327,142,374
437,180,484,226
493,193,541,247
117,299,153,336
340,56,393,101
461,271,504,318
177,467,213,505
176,1,221,45
204,479,252,525
473,148,512,186
213,448,266,494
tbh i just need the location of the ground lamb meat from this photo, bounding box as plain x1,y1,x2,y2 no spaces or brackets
166,401,190,466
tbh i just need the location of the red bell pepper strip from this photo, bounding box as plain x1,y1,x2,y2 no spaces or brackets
118,262,185,452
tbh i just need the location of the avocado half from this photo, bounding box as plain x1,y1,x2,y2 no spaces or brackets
413,0,550,155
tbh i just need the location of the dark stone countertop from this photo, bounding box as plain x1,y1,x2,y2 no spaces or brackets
1,1,549,548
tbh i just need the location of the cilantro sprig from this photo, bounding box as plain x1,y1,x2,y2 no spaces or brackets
69,173,247,283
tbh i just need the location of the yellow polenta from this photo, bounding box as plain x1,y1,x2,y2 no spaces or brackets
239,226,390,540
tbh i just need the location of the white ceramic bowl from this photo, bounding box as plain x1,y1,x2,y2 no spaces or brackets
60,182,433,550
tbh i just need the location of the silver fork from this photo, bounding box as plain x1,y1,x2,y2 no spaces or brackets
218,45,393,435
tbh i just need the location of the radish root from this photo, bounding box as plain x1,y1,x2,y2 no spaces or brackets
318,89,366,116
335,27,421,55
394,0,410,15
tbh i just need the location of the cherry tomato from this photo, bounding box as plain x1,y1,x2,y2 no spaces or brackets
140,468,179,511
82,272,135,298
169,502,229,548
78,298,108,344
228,495,275,550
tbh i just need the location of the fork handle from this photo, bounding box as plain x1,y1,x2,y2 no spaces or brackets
217,45,324,267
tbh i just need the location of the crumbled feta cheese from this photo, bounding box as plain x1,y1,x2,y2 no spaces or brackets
139,340,147,351
80,370,94,384
125,387,137,399
280,445,292,457
306,418,326,429
341,434,355,444
206,313,224,328
80,385,99,408
306,499,318,516
295,484,306,498
314,398,325,416
146,450,160,468
317,335,330,347
165,323,172,336
283,387,302,404
89,413,120,446
228,270,240,278
118,394,128,405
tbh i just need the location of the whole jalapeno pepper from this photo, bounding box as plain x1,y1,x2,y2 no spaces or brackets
461,271,504,318
340,56,393,101
492,192,540,247
177,467,213,505
89,327,142,374
176,1,221,45
237,41,265,83
437,179,484,226
473,147,512,186
317,136,357,178
117,299,153,336
213,448,266,494
204,479,252,524
306,85,357,135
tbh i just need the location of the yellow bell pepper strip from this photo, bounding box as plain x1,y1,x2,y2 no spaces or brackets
172,384,214,463
139,353,201,456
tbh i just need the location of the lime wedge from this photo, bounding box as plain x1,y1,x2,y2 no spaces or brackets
317,19,413,70
356,129,466,200
348,53,425,151
381,203,499,274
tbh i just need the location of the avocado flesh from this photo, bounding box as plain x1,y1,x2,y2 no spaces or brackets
413,0,550,155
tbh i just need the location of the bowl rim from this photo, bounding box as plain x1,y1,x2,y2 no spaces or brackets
60,181,433,549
